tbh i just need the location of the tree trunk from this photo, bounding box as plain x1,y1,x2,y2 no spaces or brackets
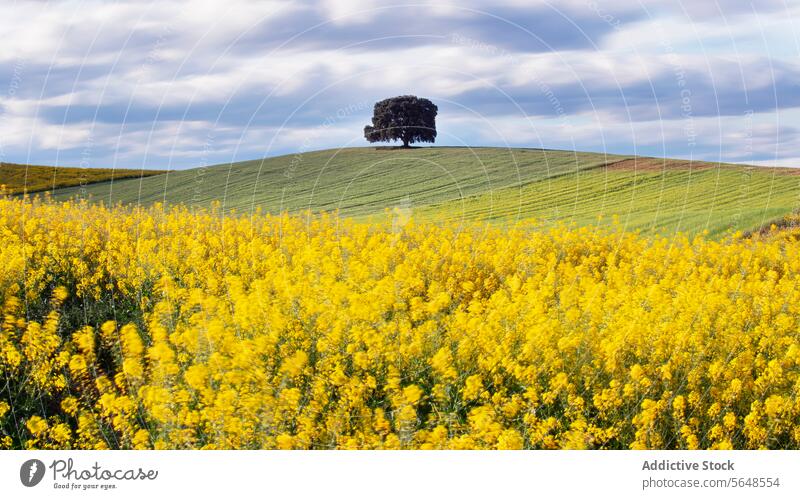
402,137,410,148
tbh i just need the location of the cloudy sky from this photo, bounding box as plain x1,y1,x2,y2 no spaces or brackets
1,0,798,169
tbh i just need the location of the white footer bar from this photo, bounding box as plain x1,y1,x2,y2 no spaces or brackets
2,450,796,498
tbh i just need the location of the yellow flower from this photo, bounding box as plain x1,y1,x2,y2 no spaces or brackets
463,375,483,402
61,397,79,416
276,434,294,450
3,195,800,449
403,385,423,406
497,429,524,450
281,351,308,377
133,429,151,449
184,364,209,391
26,416,48,436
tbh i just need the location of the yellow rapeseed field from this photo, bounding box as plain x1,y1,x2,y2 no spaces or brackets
1,195,800,449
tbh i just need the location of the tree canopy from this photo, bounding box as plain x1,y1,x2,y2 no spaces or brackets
364,95,437,147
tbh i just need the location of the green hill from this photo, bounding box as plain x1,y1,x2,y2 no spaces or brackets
0,162,165,194
45,147,800,237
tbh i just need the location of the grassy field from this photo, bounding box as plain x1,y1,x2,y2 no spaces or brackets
45,147,800,236
419,163,800,237
0,162,165,194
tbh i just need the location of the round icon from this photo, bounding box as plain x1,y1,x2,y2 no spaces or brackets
20,459,45,487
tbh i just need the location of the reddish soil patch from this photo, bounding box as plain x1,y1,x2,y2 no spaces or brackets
751,166,800,176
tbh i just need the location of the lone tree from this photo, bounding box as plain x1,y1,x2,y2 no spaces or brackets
364,95,438,148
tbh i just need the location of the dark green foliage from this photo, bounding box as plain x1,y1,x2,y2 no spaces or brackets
364,95,438,147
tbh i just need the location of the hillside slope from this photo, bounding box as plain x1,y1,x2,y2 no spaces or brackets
45,147,800,236
0,162,165,194
420,161,800,237
48,146,619,214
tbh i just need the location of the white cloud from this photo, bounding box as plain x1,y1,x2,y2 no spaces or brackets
0,0,798,168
